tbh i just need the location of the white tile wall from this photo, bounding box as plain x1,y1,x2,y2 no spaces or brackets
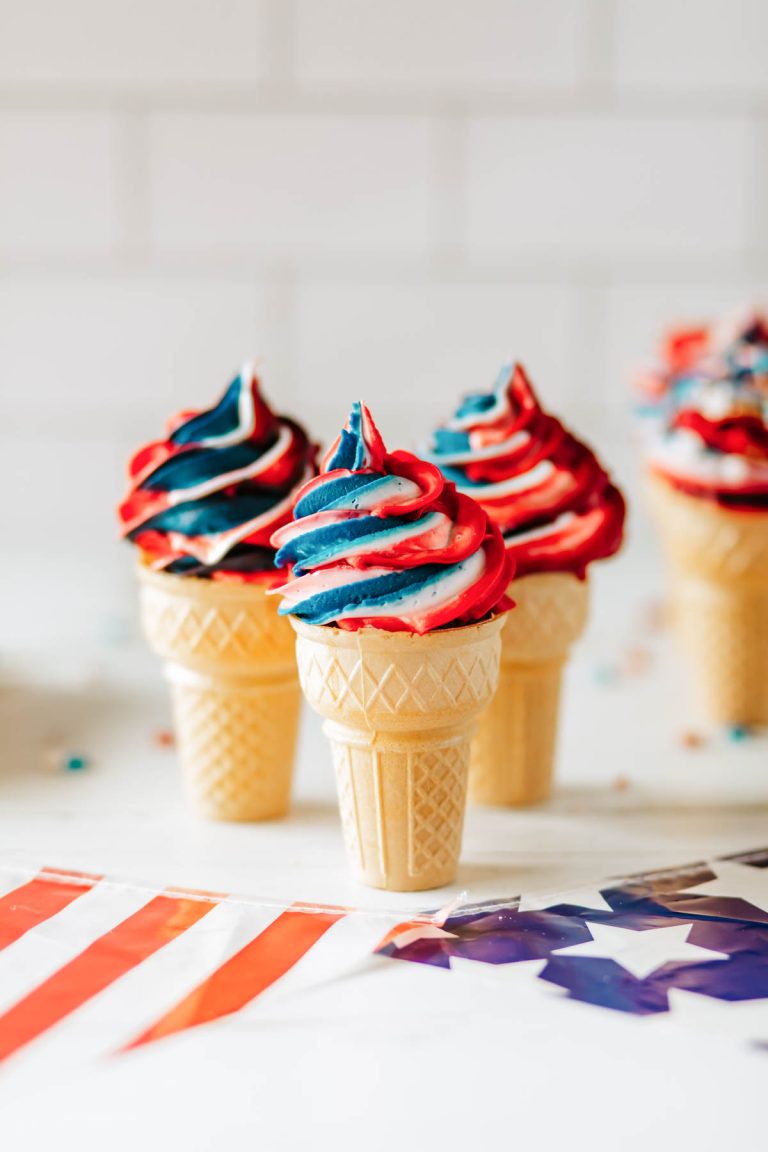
149,114,433,253
295,0,589,92
295,280,576,446
0,0,270,89
467,115,752,254
1,0,767,586
614,0,768,94
0,279,276,436
0,113,119,250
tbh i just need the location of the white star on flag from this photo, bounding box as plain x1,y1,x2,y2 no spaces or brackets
517,887,611,914
680,860,768,916
552,922,728,980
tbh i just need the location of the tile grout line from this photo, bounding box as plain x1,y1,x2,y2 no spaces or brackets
263,0,297,95
581,0,617,103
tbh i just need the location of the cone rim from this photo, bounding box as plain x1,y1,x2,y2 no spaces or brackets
288,608,508,649
136,556,276,604
647,469,768,524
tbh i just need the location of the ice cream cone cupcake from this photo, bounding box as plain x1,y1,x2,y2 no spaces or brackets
271,403,512,890
118,363,317,819
427,364,625,806
638,312,768,725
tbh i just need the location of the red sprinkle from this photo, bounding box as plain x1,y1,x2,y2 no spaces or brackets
153,729,175,749
640,600,666,633
621,646,652,675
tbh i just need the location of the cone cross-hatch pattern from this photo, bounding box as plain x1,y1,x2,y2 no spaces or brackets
293,616,504,891
139,565,301,820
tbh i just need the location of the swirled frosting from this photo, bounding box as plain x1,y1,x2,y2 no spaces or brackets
118,363,317,581
425,363,625,579
271,402,513,633
637,312,768,509
636,311,768,411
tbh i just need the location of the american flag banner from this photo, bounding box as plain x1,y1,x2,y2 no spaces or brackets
0,865,403,1076
379,847,768,1031
0,849,767,1083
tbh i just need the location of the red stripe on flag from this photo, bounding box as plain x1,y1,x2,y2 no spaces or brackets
0,893,212,1063
375,919,432,952
125,905,345,1051
0,871,100,952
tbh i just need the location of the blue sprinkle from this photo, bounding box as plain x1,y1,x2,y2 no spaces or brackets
592,664,618,686
727,725,751,743
100,614,131,645
65,755,89,772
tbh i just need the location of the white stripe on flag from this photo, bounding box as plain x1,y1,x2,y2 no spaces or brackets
244,912,401,1015
0,867,37,901
1,901,281,1077
0,882,152,1016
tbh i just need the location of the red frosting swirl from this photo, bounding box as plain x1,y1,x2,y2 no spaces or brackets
271,401,514,633
428,364,625,579
637,311,768,509
118,363,317,581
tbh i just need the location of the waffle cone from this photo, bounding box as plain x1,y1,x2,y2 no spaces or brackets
470,572,589,806
292,614,505,891
137,564,301,820
648,474,768,725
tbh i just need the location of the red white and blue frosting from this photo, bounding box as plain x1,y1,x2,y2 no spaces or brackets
636,310,768,414
271,402,513,633
118,363,317,581
636,312,768,509
425,363,625,579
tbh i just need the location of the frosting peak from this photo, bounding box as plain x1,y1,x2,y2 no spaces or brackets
271,402,513,634
427,364,625,579
322,398,388,473
638,312,768,509
637,310,768,409
118,363,317,581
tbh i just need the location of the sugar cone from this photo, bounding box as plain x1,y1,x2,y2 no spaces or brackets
470,572,589,807
291,615,505,891
648,474,768,725
137,564,301,820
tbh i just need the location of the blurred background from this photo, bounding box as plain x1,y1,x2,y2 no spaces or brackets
1,0,766,654
0,0,766,870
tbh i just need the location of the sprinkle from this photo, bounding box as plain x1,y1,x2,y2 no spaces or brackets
592,663,619,686
99,614,132,646
727,725,751,743
680,730,706,750
152,728,175,749
42,747,90,773
621,646,652,676
42,745,64,772
64,754,89,772
612,775,631,792
640,600,666,634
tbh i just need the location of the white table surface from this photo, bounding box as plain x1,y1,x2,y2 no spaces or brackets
1,502,767,1150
